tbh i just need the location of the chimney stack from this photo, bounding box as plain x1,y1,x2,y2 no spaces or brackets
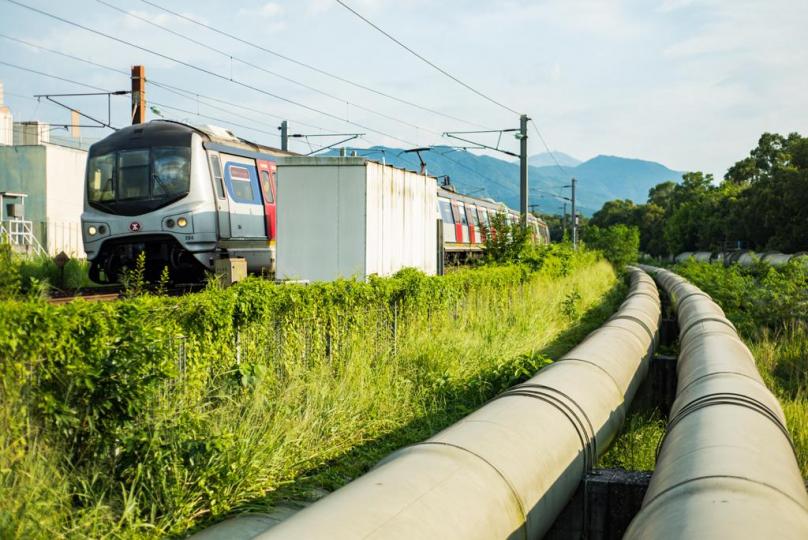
131,65,146,124
0,81,13,146
70,110,80,139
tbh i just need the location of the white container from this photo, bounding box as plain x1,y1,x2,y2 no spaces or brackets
276,156,437,281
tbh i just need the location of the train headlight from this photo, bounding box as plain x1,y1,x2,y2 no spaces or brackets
98,225,107,235
87,225,98,236
177,217,188,228
165,218,175,228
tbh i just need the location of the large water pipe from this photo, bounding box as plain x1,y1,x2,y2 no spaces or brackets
197,268,661,540
675,251,808,268
626,266,808,539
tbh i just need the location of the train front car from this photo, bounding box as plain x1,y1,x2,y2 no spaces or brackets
82,121,286,283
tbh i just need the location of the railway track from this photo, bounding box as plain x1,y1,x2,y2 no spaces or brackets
47,283,203,305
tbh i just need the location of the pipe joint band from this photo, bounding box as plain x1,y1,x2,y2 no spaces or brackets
657,391,795,460
495,383,598,474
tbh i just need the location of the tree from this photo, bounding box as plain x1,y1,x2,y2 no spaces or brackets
584,224,640,269
587,131,808,256
590,199,639,229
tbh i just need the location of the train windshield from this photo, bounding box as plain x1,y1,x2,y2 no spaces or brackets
87,146,191,215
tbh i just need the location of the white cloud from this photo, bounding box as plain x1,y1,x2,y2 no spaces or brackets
657,0,697,13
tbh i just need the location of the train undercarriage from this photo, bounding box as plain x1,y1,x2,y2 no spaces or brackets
89,234,207,284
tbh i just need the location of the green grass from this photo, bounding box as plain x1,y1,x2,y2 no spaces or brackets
0,254,621,538
749,323,808,476
599,410,665,471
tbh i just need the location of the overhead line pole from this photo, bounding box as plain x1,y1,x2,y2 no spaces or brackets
571,176,577,250
562,202,567,238
519,114,528,228
279,120,288,151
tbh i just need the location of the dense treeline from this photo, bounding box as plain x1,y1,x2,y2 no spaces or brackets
590,133,808,256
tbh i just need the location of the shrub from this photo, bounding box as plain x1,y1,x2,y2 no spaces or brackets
584,224,640,269
0,253,617,537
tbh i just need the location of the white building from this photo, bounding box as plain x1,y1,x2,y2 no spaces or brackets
0,82,89,256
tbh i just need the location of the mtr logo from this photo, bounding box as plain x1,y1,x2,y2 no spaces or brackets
129,222,142,232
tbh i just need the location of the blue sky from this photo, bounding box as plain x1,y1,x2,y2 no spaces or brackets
1,0,806,178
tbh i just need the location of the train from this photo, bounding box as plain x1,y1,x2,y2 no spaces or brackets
81,120,549,283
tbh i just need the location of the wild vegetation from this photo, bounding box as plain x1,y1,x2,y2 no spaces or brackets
0,243,621,538
0,242,92,298
601,257,808,475
590,132,808,256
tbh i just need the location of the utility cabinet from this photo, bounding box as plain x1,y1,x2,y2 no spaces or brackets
276,156,437,281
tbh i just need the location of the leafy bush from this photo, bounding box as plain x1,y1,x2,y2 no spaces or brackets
0,253,618,537
0,243,92,295
584,224,640,269
0,241,20,299
481,212,532,264
674,257,808,336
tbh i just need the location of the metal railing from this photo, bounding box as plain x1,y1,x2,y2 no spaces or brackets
1,218,45,256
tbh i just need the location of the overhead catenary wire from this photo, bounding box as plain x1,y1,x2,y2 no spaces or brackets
0,60,111,93
95,0,444,140
3,0,424,149
0,32,335,135
529,118,572,182
3,10,533,203
138,0,489,130
146,99,328,153
1,35,499,193
334,0,521,117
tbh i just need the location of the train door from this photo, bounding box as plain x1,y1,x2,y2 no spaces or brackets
256,159,276,239
207,152,231,238
438,198,455,242
221,155,265,238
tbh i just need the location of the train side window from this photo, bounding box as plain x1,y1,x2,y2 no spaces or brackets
260,170,275,203
478,207,490,227
228,165,256,202
457,204,469,226
466,205,479,227
438,200,454,223
450,202,462,223
209,154,226,199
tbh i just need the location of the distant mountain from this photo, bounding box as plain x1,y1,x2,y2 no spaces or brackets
533,155,684,214
529,151,581,168
323,147,682,216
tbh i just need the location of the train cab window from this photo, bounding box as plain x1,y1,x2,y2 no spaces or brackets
87,152,116,202
260,170,275,203
466,205,480,227
209,155,226,199
438,200,454,223
457,204,469,226
117,149,150,200
152,147,191,197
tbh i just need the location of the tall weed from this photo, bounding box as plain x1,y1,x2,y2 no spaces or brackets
0,253,616,537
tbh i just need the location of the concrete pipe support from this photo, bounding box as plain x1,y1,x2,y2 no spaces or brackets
218,268,661,540
626,266,808,539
